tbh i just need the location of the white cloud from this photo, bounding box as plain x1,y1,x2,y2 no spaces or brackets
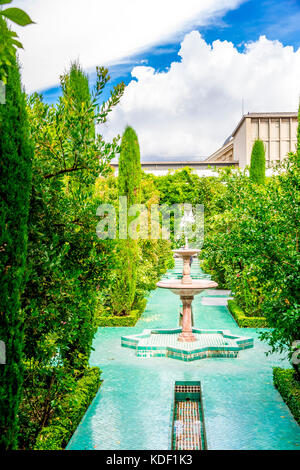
11,0,243,92
101,32,300,159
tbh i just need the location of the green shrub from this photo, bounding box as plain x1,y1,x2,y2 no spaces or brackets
18,65,123,447
95,297,147,327
62,61,95,139
94,171,173,325
0,17,33,449
118,126,141,206
273,368,300,425
95,310,140,327
34,367,101,450
154,167,224,247
227,300,268,328
33,426,69,451
250,139,266,185
0,3,34,84
133,297,147,315
202,153,299,357
200,259,229,289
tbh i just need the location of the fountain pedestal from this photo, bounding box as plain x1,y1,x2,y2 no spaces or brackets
156,247,217,342
178,295,195,342
157,278,218,342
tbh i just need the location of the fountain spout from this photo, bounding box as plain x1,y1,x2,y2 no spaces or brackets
184,235,189,250
182,253,192,284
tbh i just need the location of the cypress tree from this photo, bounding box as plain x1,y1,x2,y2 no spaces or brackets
0,18,33,449
118,126,141,205
61,61,95,139
250,139,266,184
112,127,141,315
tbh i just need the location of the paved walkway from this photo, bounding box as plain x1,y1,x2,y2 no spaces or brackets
67,261,300,450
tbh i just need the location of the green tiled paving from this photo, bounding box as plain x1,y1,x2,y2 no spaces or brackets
67,264,300,450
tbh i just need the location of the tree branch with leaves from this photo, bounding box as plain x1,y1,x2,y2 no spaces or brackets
0,0,34,82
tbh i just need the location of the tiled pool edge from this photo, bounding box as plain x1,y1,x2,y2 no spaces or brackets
121,328,254,361
66,268,300,450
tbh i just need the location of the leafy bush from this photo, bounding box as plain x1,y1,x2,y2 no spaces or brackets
273,368,300,425
18,63,124,448
0,2,34,84
202,151,300,362
34,367,101,450
22,64,123,369
227,300,268,328
95,296,148,327
94,170,174,319
95,310,140,327
155,167,221,211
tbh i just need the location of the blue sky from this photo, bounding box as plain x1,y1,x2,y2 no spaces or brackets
42,0,300,105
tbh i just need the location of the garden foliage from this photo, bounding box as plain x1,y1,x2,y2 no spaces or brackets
94,127,174,319
0,2,34,84
34,367,101,450
227,300,268,328
156,167,222,244
273,368,300,424
17,63,124,448
1,18,299,445
201,151,300,367
0,18,33,449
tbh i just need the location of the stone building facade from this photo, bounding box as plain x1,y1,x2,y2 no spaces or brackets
206,112,298,168
111,112,298,176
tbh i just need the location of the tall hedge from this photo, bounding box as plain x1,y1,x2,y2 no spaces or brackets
0,18,32,450
250,139,266,184
111,127,141,315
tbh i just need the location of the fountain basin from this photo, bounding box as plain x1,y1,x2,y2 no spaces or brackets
157,279,218,296
173,248,200,257
121,328,254,361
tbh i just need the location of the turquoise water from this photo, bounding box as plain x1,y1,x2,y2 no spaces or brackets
67,261,300,450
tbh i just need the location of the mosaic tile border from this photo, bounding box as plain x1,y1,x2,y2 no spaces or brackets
172,381,206,450
121,328,254,361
